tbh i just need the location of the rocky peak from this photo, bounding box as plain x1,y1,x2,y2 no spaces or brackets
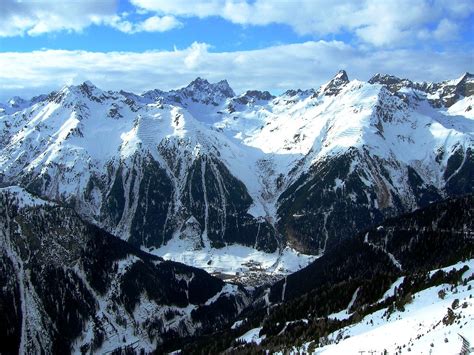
186,77,210,89
1,94,50,114
58,81,108,104
282,88,315,99
369,73,403,85
453,72,474,97
283,89,303,97
334,69,349,82
428,72,474,108
321,70,350,96
214,79,235,98
368,73,414,94
233,90,274,105
183,77,235,98
227,90,274,112
140,88,166,103
173,77,235,106
7,96,27,108
455,72,473,83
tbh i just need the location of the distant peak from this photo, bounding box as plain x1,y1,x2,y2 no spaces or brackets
215,79,235,97
217,79,230,86
62,80,99,93
81,80,96,88
457,72,474,84
334,70,349,82
187,77,210,87
368,73,405,85
183,77,235,99
8,96,26,106
242,90,274,99
232,90,274,106
321,70,349,96
57,80,106,104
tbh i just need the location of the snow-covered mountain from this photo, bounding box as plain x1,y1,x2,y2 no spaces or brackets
0,71,472,261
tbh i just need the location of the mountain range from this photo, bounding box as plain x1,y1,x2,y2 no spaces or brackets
0,70,473,353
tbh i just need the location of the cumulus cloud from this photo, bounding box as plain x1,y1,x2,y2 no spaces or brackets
0,0,181,36
0,41,472,101
106,14,182,34
0,0,115,36
131,0,474,47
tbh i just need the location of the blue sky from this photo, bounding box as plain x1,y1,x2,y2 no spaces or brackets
0,0,473,100
1,17,318,53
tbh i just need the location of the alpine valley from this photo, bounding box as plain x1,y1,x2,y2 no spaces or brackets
0,70,473,354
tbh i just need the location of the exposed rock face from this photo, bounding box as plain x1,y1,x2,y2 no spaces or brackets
320,70,350,96
369,71,474,107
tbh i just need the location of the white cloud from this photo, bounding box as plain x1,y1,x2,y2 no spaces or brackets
184,42,211,69
0,0,117,36
131,0,474,47
0,41,472,101
0,0,181,37
106,15,182,34
138,15,182,32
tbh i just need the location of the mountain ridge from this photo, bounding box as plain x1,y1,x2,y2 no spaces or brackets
3,70,472,113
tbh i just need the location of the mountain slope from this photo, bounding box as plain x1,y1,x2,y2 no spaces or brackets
0,186,250,354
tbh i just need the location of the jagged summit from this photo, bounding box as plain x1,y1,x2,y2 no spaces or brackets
0,93,50,114
320,69,350,96
80,80,97,88
52,80,110,105
367,73,415,95
455,72,473,84
334,69,349,82
235,90,274,104
186,76,210,87
181,77,235,99
226,90,275,112
368,71,474,107
59,80,100,93
8,96,27,107
368,73,409,85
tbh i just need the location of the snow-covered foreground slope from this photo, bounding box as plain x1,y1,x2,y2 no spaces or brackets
313,260,474,354
232,260,474,355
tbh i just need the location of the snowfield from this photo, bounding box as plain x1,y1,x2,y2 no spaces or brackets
150,238,317,285
291,260,474,355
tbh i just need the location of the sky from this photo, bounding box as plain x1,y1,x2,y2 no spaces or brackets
0,0,473,101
